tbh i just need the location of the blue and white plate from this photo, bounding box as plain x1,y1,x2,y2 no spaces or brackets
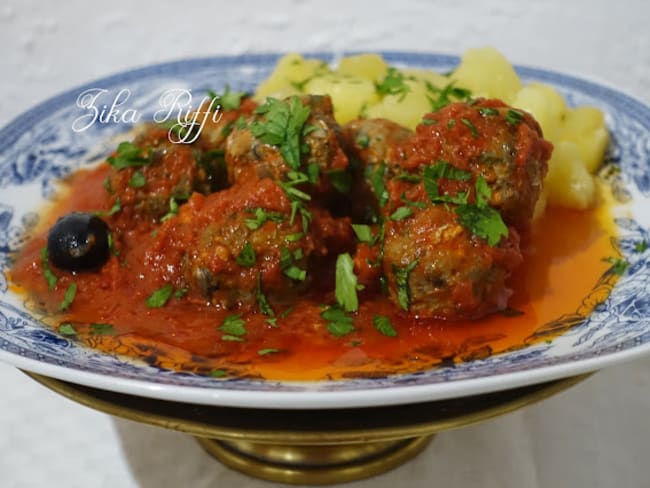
0,53,649,409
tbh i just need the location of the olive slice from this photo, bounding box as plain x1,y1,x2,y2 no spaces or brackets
47,212,110,271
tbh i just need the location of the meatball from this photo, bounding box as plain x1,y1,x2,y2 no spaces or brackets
225,95,349,200
194,97,257,152
146,178,353,309
404,99,553,229
105,125,226,223
382,205,523,319
341,118,413,222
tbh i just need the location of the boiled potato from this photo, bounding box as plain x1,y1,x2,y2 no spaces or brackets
512,83,567,142
559,107,609,173
401,68,449,90
451,47,522,103
545,142,596,209
305,74,379,124
365,79,430,129
337,54,388,82
255,53,330,100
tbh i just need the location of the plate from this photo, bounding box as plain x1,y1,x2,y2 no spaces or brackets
0,52,649,409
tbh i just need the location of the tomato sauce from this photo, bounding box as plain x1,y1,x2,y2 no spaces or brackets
9,164,618,381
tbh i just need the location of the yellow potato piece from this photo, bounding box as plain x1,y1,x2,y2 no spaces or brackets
560,107,609,173
337,54,388,82
513,83,567,142
255,53,330,101
545,142,596,209
451,47,522,103
365,79,430,129
306,74,379,124
401,68,449,90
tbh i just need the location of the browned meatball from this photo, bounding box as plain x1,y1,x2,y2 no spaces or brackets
382,205,523,319
105,125,227,224
341,118,413,222
225,95,349,200
404,99,553,229
194,97,257,152
146,178,353,309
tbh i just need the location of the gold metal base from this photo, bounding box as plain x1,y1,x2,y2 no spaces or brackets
24,372,592,485
198,435,433,485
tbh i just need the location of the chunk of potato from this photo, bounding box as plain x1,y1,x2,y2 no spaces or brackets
305,74,379,124
512,83,567,142
451,47,522,103
365,79,430,129
401,68,449,90
337,54,388,82
559,107,609,173
255,53,330,100
545,142,596,209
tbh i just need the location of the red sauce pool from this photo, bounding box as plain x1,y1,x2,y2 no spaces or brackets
9,165,618,381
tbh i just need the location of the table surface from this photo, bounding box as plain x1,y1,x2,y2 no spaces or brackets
1,1,649,487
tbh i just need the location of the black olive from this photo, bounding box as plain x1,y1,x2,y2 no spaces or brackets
47,212,110,271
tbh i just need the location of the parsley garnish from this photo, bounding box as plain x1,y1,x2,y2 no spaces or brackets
375,68,410,100
460,118,479,138
210,369,227,377
250,96,311,170
335,253,363,312
90,323,114,335
94,198,122,217
373,315,397,337
256,273,275,318
59,282,77,311
258,348,280,356
351,224,376,245
366,162,388,207
478,107,500,117
602,256,629,275
107,141,151,170
160,196,180,222
222,335,245,342
280,247,307,281
634,240,648,253
207,85,246,111
393,260,418,311
174,287,189,299
219,314,247,338
328,169,352,194
146,284,174,308
41,247,58,290
423,161,471,205
236,242,256,267
389,206,413,221
128,171,146,188
355,132,370,149
455,176,508,247
58,323,77,336
245,207,285,230
321,305,355,337
505,109,524,126
426,82,473,112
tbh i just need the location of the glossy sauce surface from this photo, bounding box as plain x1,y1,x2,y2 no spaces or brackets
10,165,617,381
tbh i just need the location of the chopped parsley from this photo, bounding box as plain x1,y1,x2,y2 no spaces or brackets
423,161,471,205
602,256,629,275
389,206,413,221
373,315,397,337
146,284,174,308
478,107,500,117
351,224,376,245
236,242,256,267
426,82,473,112
634,240,648,253
375,68,411,100
90,323,115,335
280,247,307,281
94,198,122,217
455,176,508,247
321,305,355,337
174,287,189,299
222,335,245,342
207,85,247,111
328,169,352,194
59,282,77,311
58,323,77,336
366,162,389,207
40,247,58,290
160,196,180,222
250,96,311,170
256,273,275,318
128,170,146,188
505,109,524,126
107,141,151,170
245,207,285,230
355,132,370,149
393,260,418,311
210,369,227,377
460,118,479,138
335,253,362,312
219,314,247,338
258,348,280,356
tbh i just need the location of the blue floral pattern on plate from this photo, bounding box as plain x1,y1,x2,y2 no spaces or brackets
0,53,649,408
